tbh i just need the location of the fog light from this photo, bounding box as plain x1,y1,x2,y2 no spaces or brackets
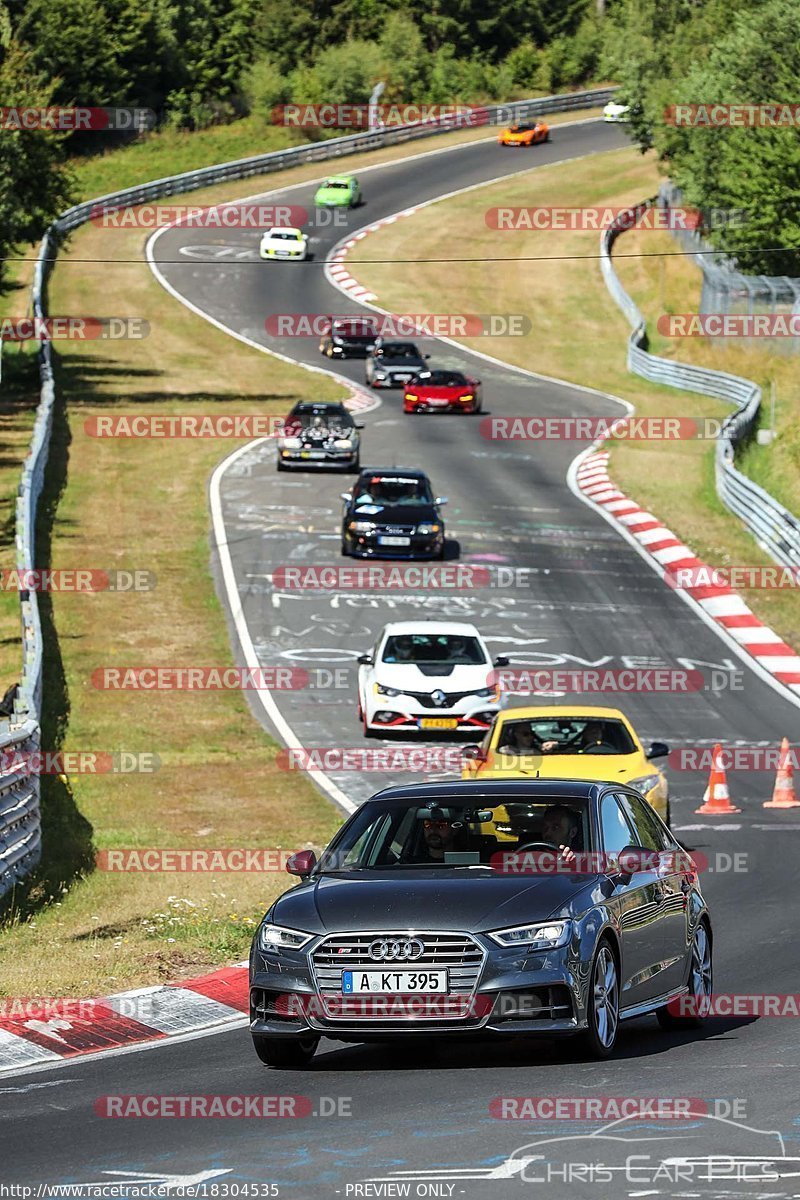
374,711,400,724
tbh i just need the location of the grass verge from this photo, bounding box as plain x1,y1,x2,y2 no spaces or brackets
347,144,800,648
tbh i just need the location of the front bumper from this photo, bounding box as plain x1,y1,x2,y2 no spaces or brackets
343,530,444,560
364,698,499,733
250,939,583,1040
279,447,358,469
260,248,306,260
404,397,475,413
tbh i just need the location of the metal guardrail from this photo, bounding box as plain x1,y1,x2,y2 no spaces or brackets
0,86,616,897
600,202,800,570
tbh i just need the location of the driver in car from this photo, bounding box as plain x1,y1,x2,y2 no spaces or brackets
540,804,580,867
418,809,462,862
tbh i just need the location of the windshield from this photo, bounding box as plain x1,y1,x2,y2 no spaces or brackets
332,320,376,341
287,406,354,433
268,230,301,240
418,371,469,387
353,475,433,506
509,123,538,132
317,799,593,870
496,717,636,756
377,343,421,360
323,180,350,190
381,633,486,666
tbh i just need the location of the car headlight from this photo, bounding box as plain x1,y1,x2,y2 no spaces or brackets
404,393,417,401
629,773,662,795
374,372,386,380
258,922,314,952
487,920,572,949
416,523,441,535
375,683,400,697
474,686,498,699
333,438,354,449
281,437,301,449
459,394,474,402
348,520,376,533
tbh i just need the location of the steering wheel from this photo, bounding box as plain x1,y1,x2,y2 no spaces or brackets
514,841,562,854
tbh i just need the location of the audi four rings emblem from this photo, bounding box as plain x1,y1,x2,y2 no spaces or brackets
368,937,425,961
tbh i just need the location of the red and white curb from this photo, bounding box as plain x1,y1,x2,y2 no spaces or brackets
575,450,800,699
328,208,422,301
0,963,249,1072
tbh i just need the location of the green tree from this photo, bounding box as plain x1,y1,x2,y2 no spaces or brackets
0,42,74,292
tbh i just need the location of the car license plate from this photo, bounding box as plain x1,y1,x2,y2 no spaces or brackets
395,374,412,382
419,717,459,729
301,450,326,459
378,535,411,546
342,970,447,994
429,398,450,406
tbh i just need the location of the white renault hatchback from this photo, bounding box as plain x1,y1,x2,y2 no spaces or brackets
356,620,508,737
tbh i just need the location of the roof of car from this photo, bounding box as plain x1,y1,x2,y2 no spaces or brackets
322,174,355,183
495,706,629,722
265,226,303,235
357,466,428,478
378,620,482,637
367,779,604,804
290,401,348,412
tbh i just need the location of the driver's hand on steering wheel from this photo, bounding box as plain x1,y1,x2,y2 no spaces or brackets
558,844,576,866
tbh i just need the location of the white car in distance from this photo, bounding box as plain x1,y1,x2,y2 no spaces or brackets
356,620,508,738
259,226,309,260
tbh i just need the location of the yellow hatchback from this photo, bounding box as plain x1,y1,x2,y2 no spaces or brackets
461,705,671,824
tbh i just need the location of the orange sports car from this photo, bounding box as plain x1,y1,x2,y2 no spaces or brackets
498,120,550,146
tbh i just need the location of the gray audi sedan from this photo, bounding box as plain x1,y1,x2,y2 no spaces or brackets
249,779,712,1067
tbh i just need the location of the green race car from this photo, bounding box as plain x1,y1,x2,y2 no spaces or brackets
314,174,362,208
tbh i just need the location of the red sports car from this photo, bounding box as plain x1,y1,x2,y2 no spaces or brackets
403,370,482,414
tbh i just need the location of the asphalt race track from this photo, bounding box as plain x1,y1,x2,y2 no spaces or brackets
4,118,800,1197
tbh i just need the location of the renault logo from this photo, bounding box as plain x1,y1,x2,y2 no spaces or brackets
431,690,447,707
368,937,425,961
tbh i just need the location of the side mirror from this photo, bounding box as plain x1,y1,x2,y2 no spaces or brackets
424,353,431,359
434,496,449,506
463,744,485,761
357,653,373,665
286,849,317,878
646,741,669,760
355,422,364,430
340,491,352,502
493,654,510,667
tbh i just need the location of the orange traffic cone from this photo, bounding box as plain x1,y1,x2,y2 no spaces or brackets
695,743,741,814
764,738,800,808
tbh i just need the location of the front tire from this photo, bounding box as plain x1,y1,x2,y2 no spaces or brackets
657,921,712,1030
579,940,620,1058
252,1034,318,1068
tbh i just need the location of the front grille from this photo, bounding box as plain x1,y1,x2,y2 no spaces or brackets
311,931,485,1018
406,688,479,708
374,524,416,536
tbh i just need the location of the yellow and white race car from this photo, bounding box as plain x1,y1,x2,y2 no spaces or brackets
462,705,670,824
